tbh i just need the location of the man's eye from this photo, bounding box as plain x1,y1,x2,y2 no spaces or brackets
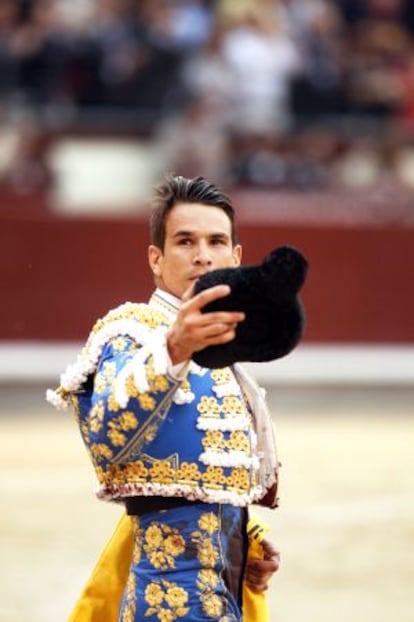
178,238,191,245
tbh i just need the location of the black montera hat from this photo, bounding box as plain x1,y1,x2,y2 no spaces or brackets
192,246,308,368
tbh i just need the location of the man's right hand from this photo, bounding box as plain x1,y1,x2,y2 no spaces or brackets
166,284,245,365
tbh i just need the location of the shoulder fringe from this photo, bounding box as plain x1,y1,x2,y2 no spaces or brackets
96,481,265,507
114,328,168,408
46,304,169,411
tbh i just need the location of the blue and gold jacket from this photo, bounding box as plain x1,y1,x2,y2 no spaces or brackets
47,289,278,508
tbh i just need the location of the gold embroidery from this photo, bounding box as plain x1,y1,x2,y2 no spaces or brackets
70,395,80,423
89,400,105,433
146,582,164,606
125,374,139,398
201,466,226,485
121,571,136,622
118,411,139,431
92,303,167,335
196,568,219,590
144,523,185,570
227,430,250,452
197,396,220,417
198,512,219,535
93,372,107,394
138,392,156,411
192,511,224,619
201,430,225,450
210,368,233,385
201,593,223,618
102,360,117,379
140,357,170,394
153,375,169,392
221,395,245,416
111,336,127,352
142,423,158,444
107,393,121,412
107,424,127,447
149,461,175,485
228,467,250,490
176,462,202,483
106,410,139,448
96,456,252,494
144,579,189,620
90,443,113,461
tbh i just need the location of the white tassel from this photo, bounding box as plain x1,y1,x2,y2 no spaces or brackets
196,416,250,432
212,379,241,398
173,388,195,405
199,449,260,469
45,389,70,411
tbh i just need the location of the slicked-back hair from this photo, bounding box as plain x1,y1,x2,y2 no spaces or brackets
150,174,238,249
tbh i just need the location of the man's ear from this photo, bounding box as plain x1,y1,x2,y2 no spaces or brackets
232,244,242,267
148,245,163,277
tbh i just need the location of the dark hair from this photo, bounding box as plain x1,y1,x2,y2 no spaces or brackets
150,174,238,249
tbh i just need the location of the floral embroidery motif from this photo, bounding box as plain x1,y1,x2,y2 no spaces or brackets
138,392,156,411
176,461,202,483
93,372,107,394
196,568,219,591
221,396,245,417
211,369,233,385
198,512,219,535
197,396,221,417
192,512,225,619
201,465,227,485
228,467,250,490
90,443,113,462
105,411,138,447
145,580,190,621
89,400,105,434
120,569,136,622
143,522,186,570
111,336,128,352
149,461,176,486
201,430,225,450
228,430,250,452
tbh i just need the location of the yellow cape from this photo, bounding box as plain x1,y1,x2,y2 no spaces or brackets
68,512,270,622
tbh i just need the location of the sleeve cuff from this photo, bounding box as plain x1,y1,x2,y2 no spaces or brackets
168,358,190,380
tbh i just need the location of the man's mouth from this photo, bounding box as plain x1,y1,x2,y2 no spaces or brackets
189,273,208,281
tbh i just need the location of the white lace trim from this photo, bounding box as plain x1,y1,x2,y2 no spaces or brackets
189,362,208,376
96,481,265,507
172,388,196,405
196,415,250,432
46,314,167,409
212,379,241,398
199,450,261,469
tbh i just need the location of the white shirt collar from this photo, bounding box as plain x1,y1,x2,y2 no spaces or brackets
149,288,181,319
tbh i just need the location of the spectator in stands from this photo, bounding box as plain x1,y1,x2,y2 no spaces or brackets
220,7,300,132
286,0,349,121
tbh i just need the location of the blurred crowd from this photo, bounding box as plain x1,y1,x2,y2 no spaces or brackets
1,0,414,196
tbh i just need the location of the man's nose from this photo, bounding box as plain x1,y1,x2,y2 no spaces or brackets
193,242,212,265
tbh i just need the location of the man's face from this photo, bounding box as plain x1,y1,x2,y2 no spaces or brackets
148,202,242,298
